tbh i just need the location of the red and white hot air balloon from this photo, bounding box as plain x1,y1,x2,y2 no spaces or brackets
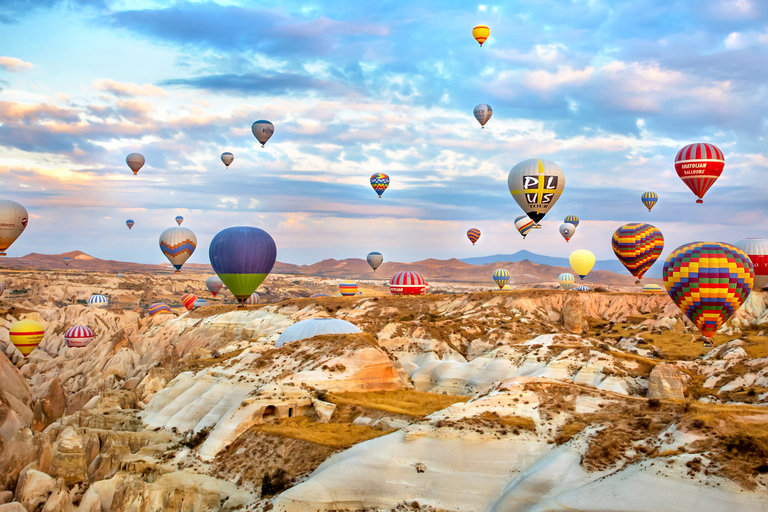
65,325,95,348
389,271,428,295
735,238,768,290
674,143,724,203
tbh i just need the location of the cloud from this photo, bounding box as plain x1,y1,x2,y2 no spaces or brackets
161,72,361,97
0,57,33,72
94,79,167,98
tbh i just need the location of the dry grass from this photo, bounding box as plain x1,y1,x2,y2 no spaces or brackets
255,416,392,447
327,390,469,417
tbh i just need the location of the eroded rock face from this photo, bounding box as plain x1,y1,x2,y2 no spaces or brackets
562,294,588,334
647,364,686,400
15,469,55,510
47,427,87,485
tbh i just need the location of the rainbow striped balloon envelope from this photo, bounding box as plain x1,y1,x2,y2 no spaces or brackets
65,325,94,348
339,281,358,296
515,215,534,239
492,269,509,289
148,303,172,316
10,319,44,357
611,223,664,281
181,293,197,311
370,173,390,198
466,228,481,245
663,242,753,338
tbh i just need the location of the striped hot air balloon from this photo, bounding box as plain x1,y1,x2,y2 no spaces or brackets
390,271,428,295
244,293,260,305
493,269,509,289
611,223,664,282
515,215,534,239
65,325,94,348
563,215,579,228
663,242,753,338
147,303,172,316
472,24,490,46
674,143,725,203
576,285,590,292
181,293,197,311
339,282,358,296
642,284,664,294
370,173,390,198
193,299,208,309
558,273,575,290
9,319,44,357
87,295,109,308
159,227,197,272
311,293,330,298
569,250,595,280
467,228,481,245
734,239,768,290
641,192,658,212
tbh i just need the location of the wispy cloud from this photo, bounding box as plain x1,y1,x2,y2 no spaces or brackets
0,56,33,72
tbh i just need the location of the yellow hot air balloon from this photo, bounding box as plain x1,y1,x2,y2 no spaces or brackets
9,319,44,357
569,250,595,280
472,25,490,46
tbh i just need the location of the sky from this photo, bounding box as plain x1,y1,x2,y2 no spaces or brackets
0,0,767,268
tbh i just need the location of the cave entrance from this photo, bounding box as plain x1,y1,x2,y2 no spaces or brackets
263,405,278,421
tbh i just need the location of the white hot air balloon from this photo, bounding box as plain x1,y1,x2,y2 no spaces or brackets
126,153,145,175
473,103,493,128
559,223,576,243
0,200,28,256
221,152,234,168
251,120,274,147
206,276,224,296
508,158,566,225
159,227,197,273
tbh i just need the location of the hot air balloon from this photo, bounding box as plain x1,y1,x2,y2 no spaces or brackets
148,303,173,316
734,239,768,290
87,295,109,308
244,293,260,305
206,276,224,296
473,104,492,129
467,228,481,245
559,223,576,243
0,200,28,256
472,24,490,46
611,223,664,282
493,269,509,290
193,298,208,309
642,284,664,294
558,273,575,290
576,285,590,292
641,192,658,212
370,173,390,198
276,318,362,348
390,271,427,295
569,250,595,280
515,215,534,239
252,120,274,147
65,325,94,348
63,257,71,266
181,293,197,311
0,283,5,297
367,252,383,272
126,220,134,230
209,226,277,304
508,159,565,224
674,143,725,203
175,216,184,226
563,215,579,228
126,153,145,175
311,293,330,298
221,152,234,168
339,281,358,296
159,227,197,273
9,319,44,357
663,242,753,338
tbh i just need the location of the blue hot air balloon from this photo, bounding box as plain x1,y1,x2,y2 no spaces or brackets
126,220,134,230
209,226,277,304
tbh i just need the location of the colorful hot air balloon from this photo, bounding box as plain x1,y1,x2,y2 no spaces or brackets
126,153,145,175
175,216,184,226
311,293,330,298
126,220,134,230
339,281,358,296
569,250,595,280
642,284,664,294
244,293,260,305
641,192,658,212
221,152,234,168
87,295,109,308
515,215,534,239
734,239,768,290
147,303,172,316
9,319,44,357
193,298,208,309
65,325,94,348
674,143,725,203
563,215,579,228
181,293,197,311
611,223,664,282
467,228,481,245
252,120,274,147
559,223,576,243
558,273,575,290
370,173,390,198
472,24,490,46
206,276,224,296
493,269,509,290
663,242,753,338
508,159,565,224
0,200,28,256
159,227,197,272
209,226,277,304
367,252,383,272
473,104,492,128
390,271,427,295
63,257,71,266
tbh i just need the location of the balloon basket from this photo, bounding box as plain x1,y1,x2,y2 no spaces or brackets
696,199,703,204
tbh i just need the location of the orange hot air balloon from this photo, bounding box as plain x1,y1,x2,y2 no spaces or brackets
9,319,45,357
466,228,481,245
473,25,490,46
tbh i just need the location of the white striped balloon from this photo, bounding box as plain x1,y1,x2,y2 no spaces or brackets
65,325,94,348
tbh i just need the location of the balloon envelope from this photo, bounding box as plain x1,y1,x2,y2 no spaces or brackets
514,215,534,239
175,216,184,226
641,192,658,212
472,24,490,46
252,120,274,146
493,269,509,289
674,143,724,203
206,276,224,296
87,295,109,308
159,227,197,272
508,159,565,224
126,153,145,175
663,242,753,338
558,273,575,290
642,284,664,294
390,271,427,295
467,228,481,245
63,257,71,266
209,226,277,303
126,220,134,230
148,303,172,316
65,325,94,348
193,298,208,309
367,252,383,271
569,250,595,279
221,152,234,168
611,223,664,281
473,104,492,128
10,319,44,357
734,238,768,290
563,215,579,228
181,293,197,311
370,173,390,198
559,223,576,242
0,200,28,256
244,293,260,305
339,281,358,296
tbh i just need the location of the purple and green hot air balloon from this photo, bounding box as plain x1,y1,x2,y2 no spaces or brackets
209,226,277,304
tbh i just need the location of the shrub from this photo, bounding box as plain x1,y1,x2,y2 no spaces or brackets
261,468,291,497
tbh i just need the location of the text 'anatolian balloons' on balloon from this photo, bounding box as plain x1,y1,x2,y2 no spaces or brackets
493,269,509,290
734,238,768,290
126,220,134,230
159,227,197,273
10,319,44,357
558,273,575,290
206,276,224,296
367,252,383,272
252,120,274,147
175,216,184,226
559,223,576,243
126,153,145,175
508,159,565,224
221,152,234,168
569,250,595,280
467,228,481,245
641,192,658,212
473,104,492,128
0,200,28,256
472,24,490,46
209,226,277,304
563,215,579,228
663,242,753,338
674,143,724,203
611,223,664,282
515,215,534,239
370,173,390,198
